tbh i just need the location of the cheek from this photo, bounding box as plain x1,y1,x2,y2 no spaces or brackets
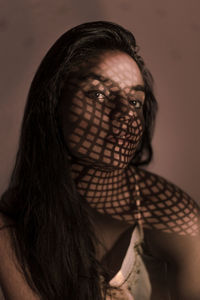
132,116,144,134
64,98,111,150
132,109,145,139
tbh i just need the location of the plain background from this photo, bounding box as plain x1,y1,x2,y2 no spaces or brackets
0,0,199,202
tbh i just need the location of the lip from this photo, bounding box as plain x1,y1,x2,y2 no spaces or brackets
106,135,135,144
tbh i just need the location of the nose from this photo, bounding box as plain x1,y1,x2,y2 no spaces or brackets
109,93,144,137
109,98,133,136
110,93,136,121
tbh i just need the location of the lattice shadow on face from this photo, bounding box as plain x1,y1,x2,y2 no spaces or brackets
59,54,145,170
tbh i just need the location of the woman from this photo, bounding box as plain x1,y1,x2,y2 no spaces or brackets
0,21,200,300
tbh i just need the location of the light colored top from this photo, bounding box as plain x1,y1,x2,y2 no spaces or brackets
107,226,151,300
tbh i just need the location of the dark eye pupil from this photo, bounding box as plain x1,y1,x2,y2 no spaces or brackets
129,99,144,110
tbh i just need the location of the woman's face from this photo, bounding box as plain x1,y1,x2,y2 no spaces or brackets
60,50,145,169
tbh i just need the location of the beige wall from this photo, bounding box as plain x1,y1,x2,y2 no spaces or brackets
0,0,199,201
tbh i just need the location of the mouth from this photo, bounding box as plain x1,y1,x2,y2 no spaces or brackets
106,134,136,145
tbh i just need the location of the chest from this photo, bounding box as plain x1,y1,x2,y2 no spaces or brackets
101,226,135,280
91,209,135,279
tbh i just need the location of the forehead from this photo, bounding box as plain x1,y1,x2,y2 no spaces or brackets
90,50,144,89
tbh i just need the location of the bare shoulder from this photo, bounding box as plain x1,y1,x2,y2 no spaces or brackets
132,169,200,298
0,213,14,251
0,213,15,258
130,166,200,236
0,213,40,300
134,166,194,202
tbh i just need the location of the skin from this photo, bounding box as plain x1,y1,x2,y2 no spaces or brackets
59,50,200,299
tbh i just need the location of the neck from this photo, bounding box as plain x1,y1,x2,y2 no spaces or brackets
70,160,138,218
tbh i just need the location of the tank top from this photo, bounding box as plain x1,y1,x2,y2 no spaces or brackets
107,225,151,300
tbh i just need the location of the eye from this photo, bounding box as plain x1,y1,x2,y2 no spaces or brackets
129,99,143,109
85,90,107,102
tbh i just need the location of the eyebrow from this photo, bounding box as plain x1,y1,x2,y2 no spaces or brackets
79,73,146,92
130,85,145,93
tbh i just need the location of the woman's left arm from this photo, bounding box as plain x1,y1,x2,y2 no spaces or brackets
144,226,200,300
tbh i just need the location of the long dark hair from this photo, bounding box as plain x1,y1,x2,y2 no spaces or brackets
0,21,157,299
